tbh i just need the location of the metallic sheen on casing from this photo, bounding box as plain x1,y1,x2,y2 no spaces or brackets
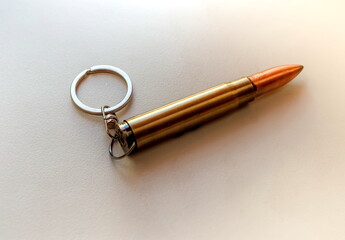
119,77,256,149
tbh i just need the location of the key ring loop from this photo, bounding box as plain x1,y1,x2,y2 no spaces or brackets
70,65,133,115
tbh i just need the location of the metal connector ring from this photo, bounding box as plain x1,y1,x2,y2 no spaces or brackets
70,65,133,115
109,136,136,159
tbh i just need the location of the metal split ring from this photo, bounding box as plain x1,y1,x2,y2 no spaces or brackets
70,65,133,115
109,137,136,159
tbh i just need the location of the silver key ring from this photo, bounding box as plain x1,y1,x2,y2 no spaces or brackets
70,65,133,115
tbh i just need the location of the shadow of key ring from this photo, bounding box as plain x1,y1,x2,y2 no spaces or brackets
70,65,133,115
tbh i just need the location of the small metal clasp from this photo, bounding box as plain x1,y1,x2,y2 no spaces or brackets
101,106,135,159
101,106,119,138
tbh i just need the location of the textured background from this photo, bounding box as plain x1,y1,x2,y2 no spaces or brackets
1,0,345,239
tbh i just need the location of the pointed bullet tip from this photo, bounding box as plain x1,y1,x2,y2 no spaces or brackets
289,64,304,73
248,64,304,96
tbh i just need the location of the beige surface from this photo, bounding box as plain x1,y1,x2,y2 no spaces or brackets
1,0,345,239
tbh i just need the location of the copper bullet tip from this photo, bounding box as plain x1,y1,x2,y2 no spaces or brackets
248,64,303,96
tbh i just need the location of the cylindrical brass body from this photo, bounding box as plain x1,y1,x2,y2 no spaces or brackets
119,77,256,149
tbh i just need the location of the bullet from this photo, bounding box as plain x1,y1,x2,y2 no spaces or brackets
113,65,303,157
249,64,303,96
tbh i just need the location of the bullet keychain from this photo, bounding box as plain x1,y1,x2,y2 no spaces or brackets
71,64,303,159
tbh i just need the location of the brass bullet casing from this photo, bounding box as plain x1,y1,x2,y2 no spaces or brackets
116,77,256,151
